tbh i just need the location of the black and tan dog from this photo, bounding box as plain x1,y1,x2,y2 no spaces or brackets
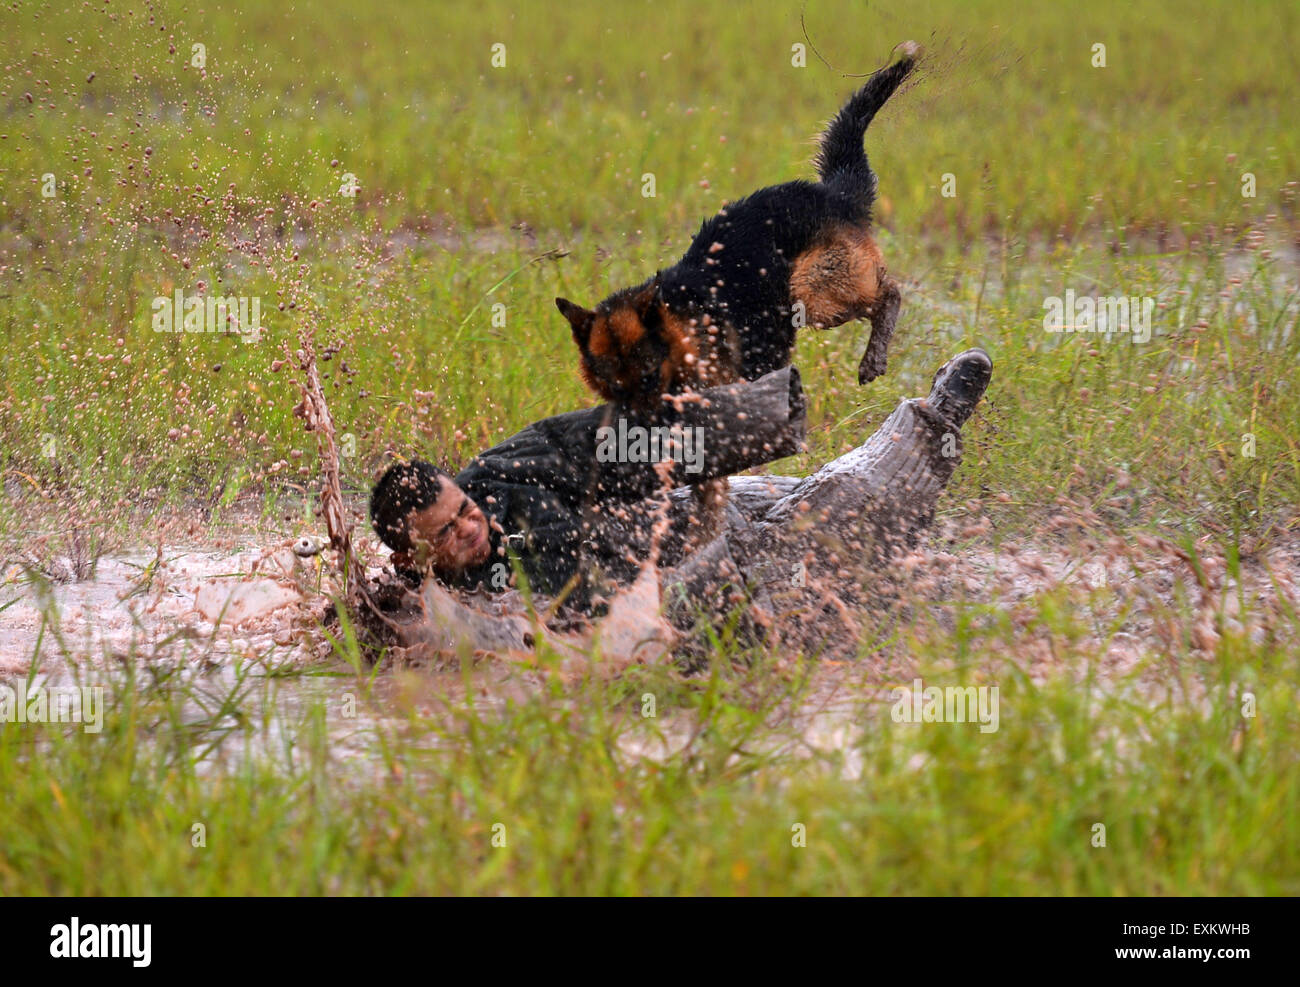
557,42,919,412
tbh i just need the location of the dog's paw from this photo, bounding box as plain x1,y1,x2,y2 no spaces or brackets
858,350,888,384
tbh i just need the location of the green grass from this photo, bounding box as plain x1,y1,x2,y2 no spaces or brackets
3,588,1296,895
2,0,1298,519
1,0,1299,895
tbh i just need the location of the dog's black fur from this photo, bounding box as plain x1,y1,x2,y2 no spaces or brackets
557,45,918,410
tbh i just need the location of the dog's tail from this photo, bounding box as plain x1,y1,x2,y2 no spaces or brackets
814,42,919,205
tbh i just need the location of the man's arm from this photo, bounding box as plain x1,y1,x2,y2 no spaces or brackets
456,365,807,508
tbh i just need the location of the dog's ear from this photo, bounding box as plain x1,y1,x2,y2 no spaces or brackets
630,274,662,317
555,297,594,346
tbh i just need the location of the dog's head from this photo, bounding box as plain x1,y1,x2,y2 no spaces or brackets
557,275,698,411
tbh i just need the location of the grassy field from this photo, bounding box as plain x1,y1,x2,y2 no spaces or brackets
1,0,1299,895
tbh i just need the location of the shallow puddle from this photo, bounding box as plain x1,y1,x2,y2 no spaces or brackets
2,525,1297,773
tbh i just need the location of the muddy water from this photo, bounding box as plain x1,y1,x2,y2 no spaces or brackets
0,542,381,766
3,527,1297,772
0,537,877,772
1,545,321,675
0,539,662,768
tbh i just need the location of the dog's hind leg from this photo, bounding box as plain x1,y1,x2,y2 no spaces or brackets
857,273,901,384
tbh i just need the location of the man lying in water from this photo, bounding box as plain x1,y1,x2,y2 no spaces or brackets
370,363,810,611
368,349,993,656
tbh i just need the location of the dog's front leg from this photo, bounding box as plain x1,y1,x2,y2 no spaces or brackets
857,274,901,384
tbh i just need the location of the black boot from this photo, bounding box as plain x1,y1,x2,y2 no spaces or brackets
926,347,993,428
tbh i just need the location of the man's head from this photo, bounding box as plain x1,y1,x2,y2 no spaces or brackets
370,460,491,575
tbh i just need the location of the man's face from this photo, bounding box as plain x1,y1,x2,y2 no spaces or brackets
406,478,491,573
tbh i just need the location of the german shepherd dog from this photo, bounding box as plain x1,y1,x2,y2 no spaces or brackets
558,43,918,407
557,43,917,540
